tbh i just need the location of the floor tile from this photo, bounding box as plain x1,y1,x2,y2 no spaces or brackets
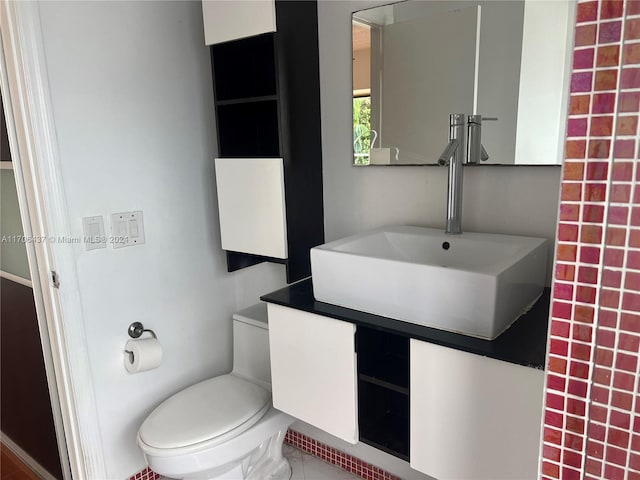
283,445,361,480
0,444,40,480
1,450,21,477
284,445,305,480
156,444,366,480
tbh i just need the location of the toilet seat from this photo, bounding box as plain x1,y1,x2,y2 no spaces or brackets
139,374,270,453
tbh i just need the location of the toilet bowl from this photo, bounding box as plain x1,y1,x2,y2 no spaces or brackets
137,303,294,479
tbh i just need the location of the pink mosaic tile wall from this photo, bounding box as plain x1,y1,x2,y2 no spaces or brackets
543,1,640,479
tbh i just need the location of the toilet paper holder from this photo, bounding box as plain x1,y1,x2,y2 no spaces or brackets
124,322,163,373
125,322,158,363
127,321,157,340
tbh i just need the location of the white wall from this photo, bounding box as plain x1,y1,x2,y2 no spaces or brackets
36,2,286,478
380,6,477,164
312,1,561,476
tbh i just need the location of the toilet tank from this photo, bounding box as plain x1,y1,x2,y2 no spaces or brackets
232,303,272,388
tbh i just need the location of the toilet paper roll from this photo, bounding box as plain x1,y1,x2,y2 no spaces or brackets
124,338,163,373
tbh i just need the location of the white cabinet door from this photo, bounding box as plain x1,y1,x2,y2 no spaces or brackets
410,340,544,480
202,0,276,45
268,304,358,443
214,158,287,259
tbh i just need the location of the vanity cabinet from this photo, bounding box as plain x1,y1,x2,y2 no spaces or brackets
410,340,544,480
267,306,544,475
202,0,276,46
263,279,549,478
208,1,324,283
267,304,359,443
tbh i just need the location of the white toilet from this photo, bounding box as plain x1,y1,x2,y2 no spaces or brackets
137,303,294,480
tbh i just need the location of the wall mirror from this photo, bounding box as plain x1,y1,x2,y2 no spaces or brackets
352,0,575,166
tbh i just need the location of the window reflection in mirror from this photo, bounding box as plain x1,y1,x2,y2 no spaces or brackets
353,21,372,165
353,96,372,165
351,0,575,166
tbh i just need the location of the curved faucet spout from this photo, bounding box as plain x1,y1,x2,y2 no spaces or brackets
438,139,460,166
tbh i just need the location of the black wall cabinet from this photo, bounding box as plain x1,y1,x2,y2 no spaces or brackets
210,1,324,283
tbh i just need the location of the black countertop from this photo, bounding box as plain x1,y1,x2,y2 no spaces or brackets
261,278,550,370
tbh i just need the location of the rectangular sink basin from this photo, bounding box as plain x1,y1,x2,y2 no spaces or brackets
310,226,548,340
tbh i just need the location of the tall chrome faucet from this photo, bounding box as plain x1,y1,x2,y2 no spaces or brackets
438,114,492,234
438,114,466,234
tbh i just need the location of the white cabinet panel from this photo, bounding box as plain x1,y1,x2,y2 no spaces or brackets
410,340,544,480
267,304,358,443
214,158,287,259
202,0,276,46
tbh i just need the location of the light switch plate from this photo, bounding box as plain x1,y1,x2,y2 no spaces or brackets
110,211,145,249
82,216,106,251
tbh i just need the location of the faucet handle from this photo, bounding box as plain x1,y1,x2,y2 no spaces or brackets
468,115,498,125
449,113,466,126
468,114,481,125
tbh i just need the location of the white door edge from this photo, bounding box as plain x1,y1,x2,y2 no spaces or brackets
0,2,106,479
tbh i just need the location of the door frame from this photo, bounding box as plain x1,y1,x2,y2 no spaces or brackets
0,2,106,478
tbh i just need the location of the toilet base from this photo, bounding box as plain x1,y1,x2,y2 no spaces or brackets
244,429,291,480
185,429,291,480
141,408,294,480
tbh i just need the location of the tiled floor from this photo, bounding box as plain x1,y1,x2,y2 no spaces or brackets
0,443,366,480
0,443,40,480
284,445,361,480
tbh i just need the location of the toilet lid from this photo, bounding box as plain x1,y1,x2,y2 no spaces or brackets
139,374,270,449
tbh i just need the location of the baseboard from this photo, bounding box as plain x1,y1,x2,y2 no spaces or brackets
0,270,32,288
1,432,58,480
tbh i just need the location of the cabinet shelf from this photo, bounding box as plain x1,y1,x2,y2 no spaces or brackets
360,438,409,463
215,95,279,107
358,379,409,461
216,101,280,158
357,327,409,388
211,33,277,101
358,374,408,396
226,251,287,272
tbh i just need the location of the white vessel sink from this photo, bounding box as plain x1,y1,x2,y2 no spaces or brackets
310,226,547,340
